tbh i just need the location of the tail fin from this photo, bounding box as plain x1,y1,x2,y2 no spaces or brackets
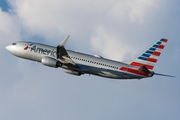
130,38,168,70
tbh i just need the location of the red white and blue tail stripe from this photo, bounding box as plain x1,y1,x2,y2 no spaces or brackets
130,38,168,70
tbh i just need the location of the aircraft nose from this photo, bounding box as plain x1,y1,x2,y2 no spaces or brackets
5,45,15,54
6,44,22,56
6,45,11,52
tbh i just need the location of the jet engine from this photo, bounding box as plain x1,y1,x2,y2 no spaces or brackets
64,69,81,76
41,57,62,68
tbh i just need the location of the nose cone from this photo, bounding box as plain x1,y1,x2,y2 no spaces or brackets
6,44,23,57
6,45,11,52
5,45,16,55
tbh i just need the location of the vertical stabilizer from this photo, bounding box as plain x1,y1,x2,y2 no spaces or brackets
130,38,168,70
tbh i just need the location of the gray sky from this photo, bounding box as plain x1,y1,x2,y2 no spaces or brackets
0,0,180,120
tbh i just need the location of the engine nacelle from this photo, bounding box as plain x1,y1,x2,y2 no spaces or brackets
64,69,81,76
41,57,62,68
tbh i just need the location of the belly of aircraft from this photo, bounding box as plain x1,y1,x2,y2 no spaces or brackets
86,66,123,79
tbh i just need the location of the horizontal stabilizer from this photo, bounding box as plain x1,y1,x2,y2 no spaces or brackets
154,73,175,78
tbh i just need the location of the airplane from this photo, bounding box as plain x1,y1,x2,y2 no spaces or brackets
5,36,174,79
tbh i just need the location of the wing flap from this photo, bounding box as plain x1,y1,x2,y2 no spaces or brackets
56,35,80,68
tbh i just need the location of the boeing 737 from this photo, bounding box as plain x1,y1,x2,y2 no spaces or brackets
5,36,174,79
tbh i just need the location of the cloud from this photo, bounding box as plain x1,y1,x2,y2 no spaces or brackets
108,0,160,24
1,0,180,120
90,26,141,61
0,8,21,47
0,7,21,77
6,0,165,60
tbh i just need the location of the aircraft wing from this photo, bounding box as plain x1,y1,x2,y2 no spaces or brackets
56,35,81,69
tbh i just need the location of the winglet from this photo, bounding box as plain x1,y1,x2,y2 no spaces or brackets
58,35,70,47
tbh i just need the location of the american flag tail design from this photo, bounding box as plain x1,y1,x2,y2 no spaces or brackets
130,38,168,70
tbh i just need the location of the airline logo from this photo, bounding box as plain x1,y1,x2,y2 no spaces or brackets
24,43,34,50
24,43,56,57
119,38,168,77
130,38,168,70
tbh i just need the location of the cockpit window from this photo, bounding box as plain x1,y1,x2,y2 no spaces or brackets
12,43,16,45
